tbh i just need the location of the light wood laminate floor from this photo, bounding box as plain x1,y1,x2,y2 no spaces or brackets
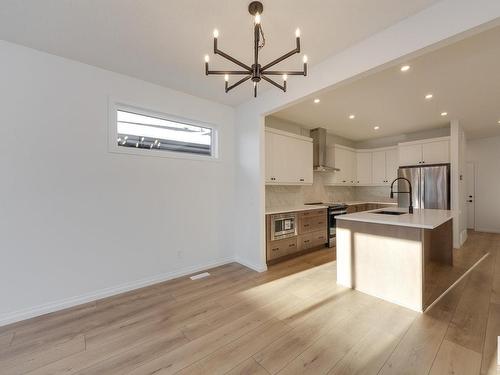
0,231,499,374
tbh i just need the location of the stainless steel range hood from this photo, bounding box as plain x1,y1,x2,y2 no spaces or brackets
311,128,340,172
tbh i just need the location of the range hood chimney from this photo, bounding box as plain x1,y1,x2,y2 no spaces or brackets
311,128,340,172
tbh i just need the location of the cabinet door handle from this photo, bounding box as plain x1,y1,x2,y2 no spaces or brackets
304,240,310,243
299,178,304,181
272,247,279,251
304,224,310,227
289,243,295,247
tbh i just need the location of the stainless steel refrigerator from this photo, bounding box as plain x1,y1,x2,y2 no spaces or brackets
397,164,451,210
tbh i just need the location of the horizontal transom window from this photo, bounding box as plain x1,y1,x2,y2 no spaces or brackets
116,109,214,157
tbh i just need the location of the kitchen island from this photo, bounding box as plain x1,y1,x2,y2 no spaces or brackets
336,207,454,312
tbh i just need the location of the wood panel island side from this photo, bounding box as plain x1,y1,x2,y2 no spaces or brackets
336,207,454,312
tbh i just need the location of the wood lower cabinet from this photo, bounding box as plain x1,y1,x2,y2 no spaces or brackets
266,208,328,264
266,237,298,261
300,215,327,234
298,230,328,251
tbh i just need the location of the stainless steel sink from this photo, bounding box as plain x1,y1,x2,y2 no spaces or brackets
372,210,407,216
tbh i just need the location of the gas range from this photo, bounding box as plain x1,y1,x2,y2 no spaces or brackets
304,202,348,248
305,202,348,210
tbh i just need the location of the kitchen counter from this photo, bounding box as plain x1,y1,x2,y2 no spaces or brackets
336,207,453,229
336,207,454,312
342,201,397,206
265,205,328,215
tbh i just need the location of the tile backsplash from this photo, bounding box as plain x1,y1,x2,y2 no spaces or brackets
266,174,396,209
266,174,355,209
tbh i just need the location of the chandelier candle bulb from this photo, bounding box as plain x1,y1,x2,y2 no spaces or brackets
254,13,261,24
213,29,219,38
204,54,209,74
295,28,301,38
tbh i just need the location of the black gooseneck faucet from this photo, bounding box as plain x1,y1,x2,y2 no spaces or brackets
390,177,414,214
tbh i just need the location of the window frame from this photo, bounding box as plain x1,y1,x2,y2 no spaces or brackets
108,100,219,161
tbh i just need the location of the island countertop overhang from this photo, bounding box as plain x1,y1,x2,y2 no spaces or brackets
336,208,454,230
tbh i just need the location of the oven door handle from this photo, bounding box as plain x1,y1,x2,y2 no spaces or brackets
330,210,347,215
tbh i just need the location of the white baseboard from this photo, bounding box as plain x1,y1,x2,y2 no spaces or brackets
0,256,236,327
460,229,468,246
235,256,267,273
475,227,500,234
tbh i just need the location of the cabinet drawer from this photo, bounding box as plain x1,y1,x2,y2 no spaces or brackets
300,216,327,234
298,230,328,250
267,237,298,260
299,208,327,219
310,230,328,247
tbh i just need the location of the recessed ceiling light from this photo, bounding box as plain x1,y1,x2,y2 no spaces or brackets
349,114,355,119
441,112,448,116
374,126,380,130
497,120,500,124
400,65,410,72
314,98,320,104
425,93,433,100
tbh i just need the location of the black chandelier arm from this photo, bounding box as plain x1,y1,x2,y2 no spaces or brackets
262,70,307,76
260,36,300,71
261,75,286,92
206,70,251,75
225,75,252,93
214,40,252,71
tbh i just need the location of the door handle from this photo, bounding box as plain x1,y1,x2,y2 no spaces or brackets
468,200,473,203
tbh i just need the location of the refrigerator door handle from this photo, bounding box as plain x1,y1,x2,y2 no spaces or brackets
420,168,425,209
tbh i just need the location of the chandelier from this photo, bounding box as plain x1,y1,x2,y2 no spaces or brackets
204,1,307,98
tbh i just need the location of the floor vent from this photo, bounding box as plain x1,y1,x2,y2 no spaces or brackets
190,272,210,280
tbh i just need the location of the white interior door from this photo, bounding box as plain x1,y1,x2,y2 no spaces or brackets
466,162,475,229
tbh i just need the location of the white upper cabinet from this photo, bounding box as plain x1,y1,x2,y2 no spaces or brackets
291,136,313,183
371,148,399,185
422,140,450,164
265,128,313,185
398,137,450,166
385,148,399,183
347,149,356,184
325,145,397,186
371,150,387,184
398,143,423,166
356,152,372,184
324,145,356,185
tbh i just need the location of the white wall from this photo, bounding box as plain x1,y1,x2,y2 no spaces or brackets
234,0,500,270
467,136,500,233
0,41,235,325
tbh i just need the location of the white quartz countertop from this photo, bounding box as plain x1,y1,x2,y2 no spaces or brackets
342,201,397,206
265,205,328,215
336,208,454,229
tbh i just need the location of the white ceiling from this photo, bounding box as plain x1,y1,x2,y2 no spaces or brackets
0,0,440,106
272,24,500,141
